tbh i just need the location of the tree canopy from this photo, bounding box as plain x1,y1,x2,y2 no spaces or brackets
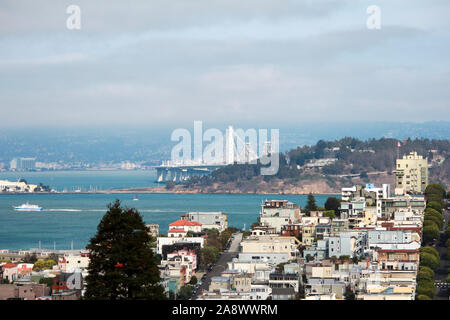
84,200,166,300
305,193,318,215
324,197,341,214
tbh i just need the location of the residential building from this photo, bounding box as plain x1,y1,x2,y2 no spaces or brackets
0,284,49,300
259,200,301,233
168,219,202,234
181,212,228,231
305,278,346,299
269,273,299,293
1,263,18,282
240,235,299,260
271,287,295,300
156,237,204,255
395,152,428,193
58,255,90,273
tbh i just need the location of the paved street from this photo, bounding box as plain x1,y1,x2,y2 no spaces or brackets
192,232,243,299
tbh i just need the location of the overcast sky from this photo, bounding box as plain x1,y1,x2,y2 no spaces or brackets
1,0,450,128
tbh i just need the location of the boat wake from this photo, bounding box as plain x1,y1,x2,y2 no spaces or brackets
43,209,82,212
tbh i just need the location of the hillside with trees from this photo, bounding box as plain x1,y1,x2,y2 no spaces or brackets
180,137,449,194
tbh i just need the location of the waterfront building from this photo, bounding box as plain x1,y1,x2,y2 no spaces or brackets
9,157,36,171
0,179,39,192
395,152,428,193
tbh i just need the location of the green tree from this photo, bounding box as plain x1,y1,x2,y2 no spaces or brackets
177,285,193,300
424,214,443,230
416,281,435,299
305,193,318,215
420,246,439,259
427,201,443,212
417,294,432,300
344,289,356,300
324,197,341,213
423,219,438,230
44,259,56,269
424,184,446,199
219,229,233,249
242,231,251,238
200,246,219,266
84,200,165,300
33,259,47,271
39,277,55,288
189,276,198,285
23,253,37,264
423,225,440,244
418,266,435,279
420,252,440,270
323,210,335,219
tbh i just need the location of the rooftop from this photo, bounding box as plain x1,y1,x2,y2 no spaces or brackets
169,219,202,227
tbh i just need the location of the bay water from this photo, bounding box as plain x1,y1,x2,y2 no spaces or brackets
0,170,332,251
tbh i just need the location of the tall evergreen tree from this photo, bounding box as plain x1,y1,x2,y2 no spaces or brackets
84,200,166,300
305,193,318,215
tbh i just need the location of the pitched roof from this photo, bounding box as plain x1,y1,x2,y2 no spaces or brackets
168,229,187,233
169,219,202,227
2,263,17,269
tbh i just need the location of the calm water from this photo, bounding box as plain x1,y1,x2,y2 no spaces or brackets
0,170,159,191
0,171,333,251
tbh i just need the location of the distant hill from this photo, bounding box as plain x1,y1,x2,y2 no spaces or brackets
0,121,448,166
182,137,450,194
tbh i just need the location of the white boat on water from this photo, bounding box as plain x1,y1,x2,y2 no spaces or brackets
13,202,43,211
133,194,139,201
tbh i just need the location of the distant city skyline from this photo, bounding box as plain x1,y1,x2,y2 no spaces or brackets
1,1,450,127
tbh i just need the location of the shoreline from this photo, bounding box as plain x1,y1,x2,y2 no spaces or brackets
0,189,341,196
